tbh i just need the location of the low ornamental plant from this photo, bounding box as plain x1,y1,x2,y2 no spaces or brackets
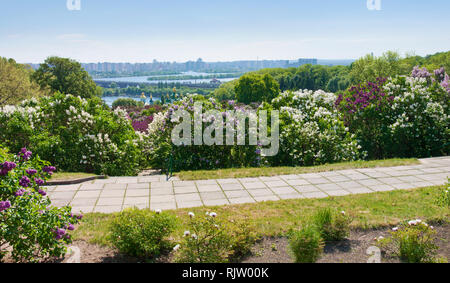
437,180,450,207
0,147,82,263
109,208,177,259
288,224,324,263
377,220,442,263
173,211,256,263
313,208,351,242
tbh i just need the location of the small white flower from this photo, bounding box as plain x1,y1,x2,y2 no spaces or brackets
392,227,399,231
209,212,217,218
340,211,346,215
188,212,195,218
155,209,162,214
191,234,198,239
173,244,181,251
184,230,191,237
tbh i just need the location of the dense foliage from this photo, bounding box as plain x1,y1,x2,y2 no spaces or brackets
0,147,81,262
235,73,280,104
213,51,450,102
112,97,144,108
32,57,102,99
0,57,48,106
0,93,144,176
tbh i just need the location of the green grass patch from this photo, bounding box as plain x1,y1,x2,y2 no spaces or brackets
50,172,97,181
71,185,449,247
176,159,419,180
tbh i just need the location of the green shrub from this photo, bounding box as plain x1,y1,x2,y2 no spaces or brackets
109,208,177,259
288,224,324,263
228,219,258,260
313,208,351,241
112,98,144,108
174,212,256,263
377,220,440,263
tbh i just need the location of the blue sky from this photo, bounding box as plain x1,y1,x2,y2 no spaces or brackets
1,0,449,63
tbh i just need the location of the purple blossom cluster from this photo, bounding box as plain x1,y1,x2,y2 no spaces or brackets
434,67,446,82
43,166,56,175
18,147,32,161
26,169,37,175
35,178,45,186
132,116,153,132
15,188,26,196
0,161,16,176
19,176,31,187
441,74,450,94
335,77,390,113
53,228,66,240
0,200,11,212
411,66,432,78
412,66,450,94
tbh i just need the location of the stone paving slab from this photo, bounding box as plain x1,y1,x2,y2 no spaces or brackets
46,157,450,214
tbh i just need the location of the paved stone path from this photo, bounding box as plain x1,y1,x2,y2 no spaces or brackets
45,157,450,214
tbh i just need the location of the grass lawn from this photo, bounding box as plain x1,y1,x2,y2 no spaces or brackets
72,185,449,247
50,172,98,181
176,158,420,180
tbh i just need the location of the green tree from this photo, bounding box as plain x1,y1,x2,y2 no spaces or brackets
349,51,403,84
213,80,237,101
32,57,102,99
112,98,143,108
235,74,280,103
0,57,48,106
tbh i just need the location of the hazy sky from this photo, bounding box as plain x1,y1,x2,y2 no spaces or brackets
1,0,449,63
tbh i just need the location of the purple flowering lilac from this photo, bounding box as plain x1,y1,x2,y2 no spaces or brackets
411,66,432,78
441,74,450,94
18,148,32,161
43,166,56,175
77,213,84,220
0,200,11,212
35,178,45,186
0,161,17,176
67,223,75,231
434,67,446,82
26,169,37,175
15,188,26,196
19,176,31,187
335,77,389,113
53,228,66,240
38,189,47,196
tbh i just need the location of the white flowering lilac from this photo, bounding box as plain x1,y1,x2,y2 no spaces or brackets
271,89,362,166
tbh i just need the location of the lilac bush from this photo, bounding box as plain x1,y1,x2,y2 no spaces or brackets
145,95,261,172
0,147,81,262
269,89,362,166
336,66,449,159
0,93,142,176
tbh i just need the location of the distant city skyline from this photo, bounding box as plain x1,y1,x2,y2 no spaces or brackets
1,0,449,63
